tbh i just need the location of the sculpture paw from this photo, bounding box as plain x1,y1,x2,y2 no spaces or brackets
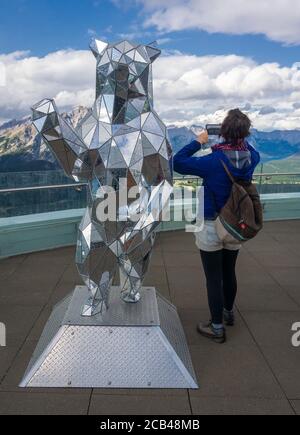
31,98,57,121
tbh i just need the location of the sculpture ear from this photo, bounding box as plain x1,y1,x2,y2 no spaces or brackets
146,41,161,63
90,39,108,59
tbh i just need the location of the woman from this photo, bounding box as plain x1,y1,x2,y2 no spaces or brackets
173,109,260,344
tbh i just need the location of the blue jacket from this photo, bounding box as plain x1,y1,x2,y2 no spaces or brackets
173,140,261,219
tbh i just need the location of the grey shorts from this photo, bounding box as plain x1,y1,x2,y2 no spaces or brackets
195,220,241,252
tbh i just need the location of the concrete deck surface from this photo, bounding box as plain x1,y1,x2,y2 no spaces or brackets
0,220,299,415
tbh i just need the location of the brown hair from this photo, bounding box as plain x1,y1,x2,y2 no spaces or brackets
220,109,251,146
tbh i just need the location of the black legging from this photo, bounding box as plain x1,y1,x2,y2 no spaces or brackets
200,249,239,325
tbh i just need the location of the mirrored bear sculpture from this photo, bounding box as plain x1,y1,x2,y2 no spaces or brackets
31,39,173,316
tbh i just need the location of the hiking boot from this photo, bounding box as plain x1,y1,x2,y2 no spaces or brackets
224,309,235,326
197,322,226,344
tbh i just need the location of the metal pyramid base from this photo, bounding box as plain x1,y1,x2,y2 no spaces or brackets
20,286,198,389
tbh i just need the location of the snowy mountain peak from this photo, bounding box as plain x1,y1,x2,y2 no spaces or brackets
0,108,300,172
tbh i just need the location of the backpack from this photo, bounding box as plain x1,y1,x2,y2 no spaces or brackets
215,160,264,244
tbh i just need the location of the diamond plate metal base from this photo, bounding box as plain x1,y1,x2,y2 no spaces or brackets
20,286,198,389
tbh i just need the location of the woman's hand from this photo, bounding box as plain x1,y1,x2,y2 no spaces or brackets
197,130,209,145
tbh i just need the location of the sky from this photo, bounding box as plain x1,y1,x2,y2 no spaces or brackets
0,0,300,130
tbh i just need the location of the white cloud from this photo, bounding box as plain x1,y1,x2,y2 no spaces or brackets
0,50,95,120
156,38,172,45
152,53,300,129
1,48,300,131
259,106,277,115
136,0,300,45
87,28,97,37
116,30,153,41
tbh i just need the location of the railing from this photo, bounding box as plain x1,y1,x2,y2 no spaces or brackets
0,183,86,194
174,173,300,194
0,170,300,218
0,171,88,218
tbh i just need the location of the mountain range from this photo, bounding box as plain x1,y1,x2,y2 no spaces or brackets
0,107,300,172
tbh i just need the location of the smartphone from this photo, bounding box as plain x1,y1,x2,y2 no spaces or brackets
206,124,222,136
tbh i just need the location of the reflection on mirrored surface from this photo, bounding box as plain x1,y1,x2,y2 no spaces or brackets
31,39,173,316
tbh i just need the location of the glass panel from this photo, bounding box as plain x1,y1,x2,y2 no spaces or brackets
0,170,87,217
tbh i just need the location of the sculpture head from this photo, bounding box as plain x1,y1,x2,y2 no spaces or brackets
90,39,161,104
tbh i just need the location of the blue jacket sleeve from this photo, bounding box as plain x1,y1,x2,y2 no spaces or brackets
247,143,261,167
173,140,215,178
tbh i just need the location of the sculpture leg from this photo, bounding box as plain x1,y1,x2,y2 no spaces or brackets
119,234,154,304
80,270,114,316
119,264,142,303
76,218,117,316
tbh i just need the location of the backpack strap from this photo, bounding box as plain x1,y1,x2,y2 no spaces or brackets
220,159,236,184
